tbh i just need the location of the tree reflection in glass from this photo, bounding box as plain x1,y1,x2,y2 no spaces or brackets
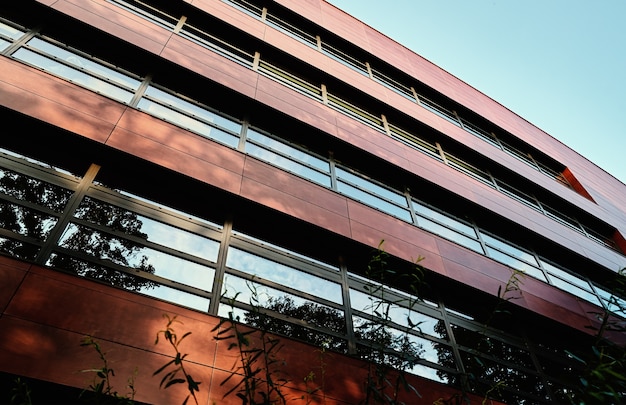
0,167,72,258
48,196,158,291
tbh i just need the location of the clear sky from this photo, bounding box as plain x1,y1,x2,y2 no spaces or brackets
326,0,626,184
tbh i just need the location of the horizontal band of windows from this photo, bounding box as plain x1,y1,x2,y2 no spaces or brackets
105,0,573,196
179,25,255,68
2,20,621,309
257,60,323,99
107,0,178,30
0,148,618,403
16,8,595,252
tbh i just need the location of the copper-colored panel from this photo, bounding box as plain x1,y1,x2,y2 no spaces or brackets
0,315,213,405
443,257,504,299
437,239,511,283
239,176,352,238
0,60,123,141
243,157,349,217
106,126,244,195
0,259,29,314
346,204,444,272
6,267,221,358
522,292,591,335
161,36,258,99
52,0,171,55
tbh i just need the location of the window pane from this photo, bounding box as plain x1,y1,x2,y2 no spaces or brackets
0,167,73,211
485,247,547,281
418,217,484,253
246,129,329,172
13,48,135,103
336,168,406,206
338,181,412,222
222,274,345,334
481,233,538,266
413,201,477,237
136,99,240,148
246,144,331,187
0,21,25,40
539,260,590,290
0,201,58,240
26,38,141,89
57,223,215,290
143,86,242,133
226,247,343,304
75,197,220,262
0,236,39,260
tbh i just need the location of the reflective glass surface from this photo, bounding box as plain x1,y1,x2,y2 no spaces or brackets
75,197,220,262
13,48,135,103
0,167,73,211
226,247,343,304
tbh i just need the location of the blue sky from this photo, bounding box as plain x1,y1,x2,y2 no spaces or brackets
326,1,626,184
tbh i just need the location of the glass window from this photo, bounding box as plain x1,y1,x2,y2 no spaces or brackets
180,24,255,68
265,14,317,48
484,247,547,281
337,181,413,222
136,98,240,148
0,167,74,212
0,236,39,260
56,223,215,290
74,197,220,262
371,68,415,100
23,37,141,90
0,201,58,240
222,0,263,18
246,129,329,172
12,47,136,104
418,96,460,126
494,179,541,211
321,42,368,75
417,216,484,253
326,94,383,131
226,247,343,304
388,125,442,160
481,233,538,266
336,167,407,206
246,144,332,187
444,153,494,187
257,61,322,99
539,260,590,290
222,274,345,334
108,0,178,31
142,86,242,133
413,201,477,238
0,21,25,41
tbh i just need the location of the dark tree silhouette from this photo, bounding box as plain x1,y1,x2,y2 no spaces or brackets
244,295,347,352
49,196,158,291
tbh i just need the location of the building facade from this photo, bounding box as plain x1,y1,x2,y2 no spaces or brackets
1,0,625,404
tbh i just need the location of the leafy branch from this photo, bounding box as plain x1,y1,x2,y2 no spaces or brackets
154,314,201,405
80,336,136,405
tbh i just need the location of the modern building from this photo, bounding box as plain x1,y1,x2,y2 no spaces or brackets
1,0,625,404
